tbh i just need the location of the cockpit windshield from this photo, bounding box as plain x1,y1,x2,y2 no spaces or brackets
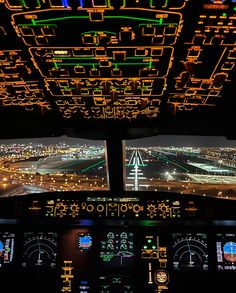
125,136,236,199
0,136,109,197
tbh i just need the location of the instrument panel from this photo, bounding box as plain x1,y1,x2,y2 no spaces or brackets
0,193,216,220
0,192,236,292
0,225,235,293
0,1,235,121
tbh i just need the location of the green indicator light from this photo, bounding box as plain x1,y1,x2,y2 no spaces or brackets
144,246,148,249
148,239,152,243
234,7,236,11
222,13,227,17
152,246,156,249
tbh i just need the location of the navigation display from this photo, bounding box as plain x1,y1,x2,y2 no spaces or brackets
100,230,134,268
21,232,57,268
0,232,15,268
216,233,236,270
172,233,208,270
125,135,236,199
0,136,109,197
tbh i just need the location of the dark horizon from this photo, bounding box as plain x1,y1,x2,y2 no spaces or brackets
0,136,105,146
126,135,236,148
0,135,236,148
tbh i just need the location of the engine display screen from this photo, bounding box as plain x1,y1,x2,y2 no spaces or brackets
100,230,134,268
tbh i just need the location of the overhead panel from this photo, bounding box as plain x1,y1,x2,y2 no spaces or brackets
0,0,235,120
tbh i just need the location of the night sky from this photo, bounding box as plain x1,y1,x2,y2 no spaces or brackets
0,136,105,146
126,135,236,147
0,135,235,148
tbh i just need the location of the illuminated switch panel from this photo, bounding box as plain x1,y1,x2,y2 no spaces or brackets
146,200,181,219
0,50,33,82
168,1,236,112
184,200,199,217
8,0,181,121
27,198,204,220
61,260,74,293
45,78,164,97
141,235,159,259
28,200,42,215
4,0,114,11
30,47,174,78
141,234,169,291
198,3,236,47
4,0,73,10
0,0,186,120
121,0,188,9
11,9,182,47
45,199,79,218
45,77,162,119
44,198,145,218
1,1,234,120
4,0,188,11
0,81,50,110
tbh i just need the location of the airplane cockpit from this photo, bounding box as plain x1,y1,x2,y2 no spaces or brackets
0,1,236,292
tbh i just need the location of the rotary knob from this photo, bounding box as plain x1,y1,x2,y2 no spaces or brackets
55,202,68,217
120,204,128,213
69,203,79,217
147,204,157,213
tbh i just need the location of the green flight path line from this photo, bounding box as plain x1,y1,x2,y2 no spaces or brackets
54,159,87,169
154,151,190,173
81,160,105,173
53,159,104,172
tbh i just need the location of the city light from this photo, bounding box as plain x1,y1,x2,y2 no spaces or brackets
126,144,236,199
0,138,109,197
